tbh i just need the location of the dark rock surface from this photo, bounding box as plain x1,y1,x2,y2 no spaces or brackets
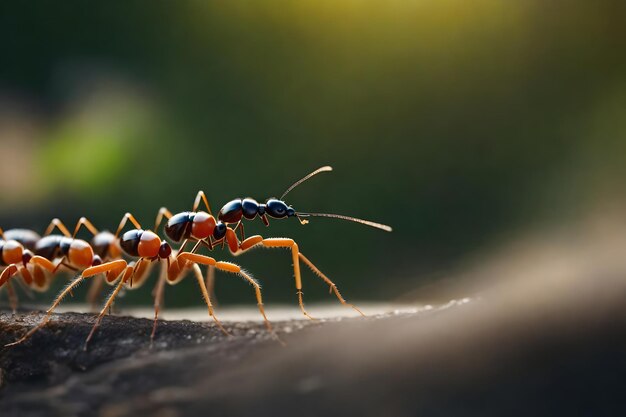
1,270,625,417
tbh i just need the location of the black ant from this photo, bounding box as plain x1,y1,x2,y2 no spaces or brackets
160,166,392,320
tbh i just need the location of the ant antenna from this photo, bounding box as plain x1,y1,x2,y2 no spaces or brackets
280,166,333,200
297,212,393,232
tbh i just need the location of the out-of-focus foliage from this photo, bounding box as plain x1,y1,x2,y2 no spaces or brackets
0,1,625,305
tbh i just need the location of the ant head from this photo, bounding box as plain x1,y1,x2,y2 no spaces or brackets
264,198,295,219
92,254,103,267
159,240,172,259
22,249,33,266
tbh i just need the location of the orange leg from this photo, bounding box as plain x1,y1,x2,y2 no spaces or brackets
205,264,217,306
0,264,19,288
84,264,135,350
5,259,129,347
114,212,143,238
44,218,71,237
150,263,167,343
0,263,33,290
71,217,100,238
192,191,214,215
172,252,274,333
153,207,173,233
234,236,364,318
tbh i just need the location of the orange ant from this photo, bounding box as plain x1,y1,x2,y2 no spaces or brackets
0,219,127,313
160,166,392,321
6,211,259,349
5,214,169,349
0,227,40,312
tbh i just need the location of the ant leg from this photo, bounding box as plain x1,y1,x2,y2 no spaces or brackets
71,217,100,238
114,212,143,238
205,264,217,306
5,260,128,347
192,191,214,216
0,264,19,288
0,264,31,288
153,207,173,233
298,253,364,316
6,280,18,314
173,252,274,333
235,237,364,318
251,238,316,320
44,218,72,237
84,263,134,350
86,275,104,311
191,263,230,336
150,263,167,343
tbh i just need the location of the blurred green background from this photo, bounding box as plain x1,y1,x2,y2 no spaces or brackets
1,1,625,307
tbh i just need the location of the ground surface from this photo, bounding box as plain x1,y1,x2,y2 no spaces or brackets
0,269,624,417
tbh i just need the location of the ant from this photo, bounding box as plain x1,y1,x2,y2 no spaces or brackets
0,218,129,313
155,191,273,334
7,210,263,349
6,214,170,349
0,227,40,312
160,166,392,320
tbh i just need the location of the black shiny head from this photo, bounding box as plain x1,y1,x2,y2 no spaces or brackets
159,241,172,259
213,222,227,239
22,249,33,265
265,198,295,219
92,255,103,266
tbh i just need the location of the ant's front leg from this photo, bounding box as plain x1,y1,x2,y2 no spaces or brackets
232,236,365,319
